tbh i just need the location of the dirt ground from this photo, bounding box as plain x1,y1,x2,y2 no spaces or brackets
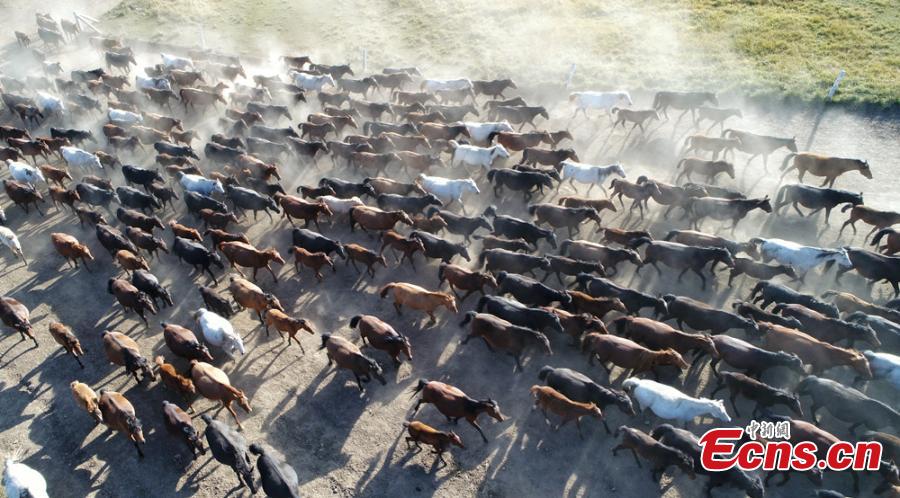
1,9,899,498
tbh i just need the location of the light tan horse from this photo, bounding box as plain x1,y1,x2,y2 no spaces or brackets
378,282,457,324
780,152,871,187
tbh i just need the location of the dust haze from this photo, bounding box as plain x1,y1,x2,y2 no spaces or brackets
0,1,898,498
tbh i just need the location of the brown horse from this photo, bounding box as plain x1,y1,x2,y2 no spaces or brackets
780,152,872,187
379,282,457,324
411,379,504,442
681,135,739,160
839,205,900,241
723,129,797,171
219,241,284,282
189,360,252,429
609,179,661,219
180,88,227,112
611,108,659,132
674,157,734,184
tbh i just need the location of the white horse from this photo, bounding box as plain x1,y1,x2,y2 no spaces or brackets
422,78,473,92
60,146,102,170
179,173,224,196
449,141,509,170
569,91,632,118
36,91,64,114
6,160,45,185
750,237,852,274
863,350,900,391
108,108,143,125
291,72,336,91
194,308,245,357
135,75,172,91
463,121,514,145
417,174,480,209
623,378,731,424
0,226,25,264
161,53,194,70
319,195,364,216
561,160,626,193
3,457,48,498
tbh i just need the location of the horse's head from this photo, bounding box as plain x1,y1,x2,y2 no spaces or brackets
755,196,772,213
724,162,736,179
834,248,853,268
492,144,510,160
786,136,798,152
713,248,735,267
857,159,873,179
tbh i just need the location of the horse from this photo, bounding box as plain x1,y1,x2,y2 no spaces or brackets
569,91,632,119
685,197,771,234
780,153,872,187
560,161,625,194
652,91,717,122
722,129,797,171
674,158,734,184
773,184,862,224
749,238,852,278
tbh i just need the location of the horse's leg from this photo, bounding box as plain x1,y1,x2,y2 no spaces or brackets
693,268,707,290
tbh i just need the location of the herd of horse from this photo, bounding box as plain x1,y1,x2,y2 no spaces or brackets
1,11,899,498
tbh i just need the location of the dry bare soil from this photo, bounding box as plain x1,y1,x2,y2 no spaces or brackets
0,2,898,498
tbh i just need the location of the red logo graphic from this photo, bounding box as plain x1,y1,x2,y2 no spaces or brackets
699,427,882,472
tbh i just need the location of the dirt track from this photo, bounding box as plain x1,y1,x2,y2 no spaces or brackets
1,14,899,498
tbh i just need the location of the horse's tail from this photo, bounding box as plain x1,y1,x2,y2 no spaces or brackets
774,184,790,208
349,315,362,328
779,153,797,171
459,310,476,328
663,230,679,241
841,203,855,213
447,139,459,150
721,128,735,139
629,237,652,249
362,121,372,135
871,228,894,247
682,135,693,147
475,295,488,312
527,204,539,216
486,169,497,183
410,378,429,399
771,303,785,314
651,92,662,109
537,365,553,380
611,107,620,115
748,280,764,300
675,158,687,169
610,316,629,334
378,283,396,299
821,290,838,299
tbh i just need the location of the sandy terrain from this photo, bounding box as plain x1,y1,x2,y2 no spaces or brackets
0,7,899,498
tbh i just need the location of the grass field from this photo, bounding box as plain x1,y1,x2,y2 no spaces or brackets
99,0,899,105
